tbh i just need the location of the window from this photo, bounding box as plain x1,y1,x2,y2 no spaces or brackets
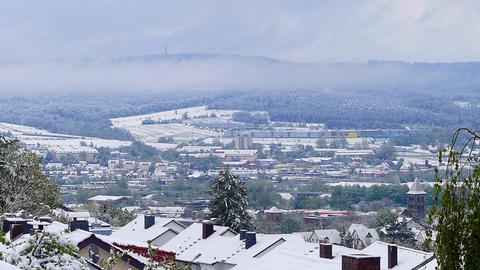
89,246,100,263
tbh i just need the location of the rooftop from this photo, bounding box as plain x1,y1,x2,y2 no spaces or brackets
407,178,427,195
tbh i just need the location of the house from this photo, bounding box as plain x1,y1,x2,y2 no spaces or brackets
53,209,112,235
123,160,137,170
344,223,379,249
230,238,434,270
138,161,152,171
0,214,437,270
87,195,130,205
49,145,98,162
108,159,120,170
307,229,342,244
112,215,187,247
215,149,258,161
334,149,375,161
73,232,175,270
264,206,286,222
160,221,287,270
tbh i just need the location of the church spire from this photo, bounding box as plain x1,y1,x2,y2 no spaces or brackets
406,177,427,219
407,177,427,195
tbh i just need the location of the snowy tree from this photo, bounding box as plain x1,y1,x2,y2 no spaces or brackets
209,169,252,231
1,232,89,269
381,217,416,248
0,136,61,215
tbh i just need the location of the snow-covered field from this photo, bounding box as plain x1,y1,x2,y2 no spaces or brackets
0,122,132,149
0,122,78,138
326,181,393,187
111,105,238,127
110,106,236,144
126,123,219,143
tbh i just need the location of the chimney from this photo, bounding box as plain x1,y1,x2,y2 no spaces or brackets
144,215,155,229
202,220,215,239
320,243,333,259
69,217,89,232
245,232,257,249
239,229,247,241
2,218,28,234
342,254,380,270
388,245,398,269
10,224,23,241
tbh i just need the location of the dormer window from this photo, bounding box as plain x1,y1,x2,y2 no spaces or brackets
89,246,100,263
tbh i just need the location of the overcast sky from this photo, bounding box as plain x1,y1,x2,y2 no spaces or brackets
1,0,480,63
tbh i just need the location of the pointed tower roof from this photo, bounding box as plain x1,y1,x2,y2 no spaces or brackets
265,206,285,213
407,177,427,195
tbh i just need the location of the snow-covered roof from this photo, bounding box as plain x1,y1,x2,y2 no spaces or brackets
231,239,433,270
225,234,287,265
160,222,235,256
43,221,68,234
143,193,156,200
278,192,293,200
347,224,379,240
87,195,128,202
111,215,185,245
312,229,342,244
362,242,433,270
231,239,354,270
162,223,285,266
407,178,427,195
264,206,285,213
62,211,91,219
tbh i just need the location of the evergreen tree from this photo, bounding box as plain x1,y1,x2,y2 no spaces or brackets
279,218,301,233
209,169,252,231
0,136,61,215
375,211,398,228
381,217,416,247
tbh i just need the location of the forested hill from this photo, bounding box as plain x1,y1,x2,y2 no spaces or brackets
208,88,480,129
0,54,479,138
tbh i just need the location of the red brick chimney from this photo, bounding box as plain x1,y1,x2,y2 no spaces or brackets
320,243,333,259
388,245,398,269
202,220,214,239
10,224,23,241
342,254,380,270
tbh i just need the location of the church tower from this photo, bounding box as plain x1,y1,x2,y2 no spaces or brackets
407,177,427,219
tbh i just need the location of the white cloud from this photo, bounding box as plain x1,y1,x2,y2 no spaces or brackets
0,0,480,62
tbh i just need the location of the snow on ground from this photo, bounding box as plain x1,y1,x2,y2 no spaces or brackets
400,157,440,166
110,106,235,144
0,122,78,138
111,105,238,127
0,261,20,270
127,123,220,143
0,122,132,149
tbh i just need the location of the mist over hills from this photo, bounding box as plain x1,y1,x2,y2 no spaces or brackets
1,53,480,94
0,53,478,138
